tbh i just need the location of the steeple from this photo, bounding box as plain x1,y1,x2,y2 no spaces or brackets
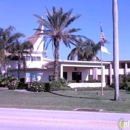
27,24,43,45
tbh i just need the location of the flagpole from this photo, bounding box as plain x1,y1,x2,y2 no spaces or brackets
100,49,104,95
100,22,104,95
100,22,110,95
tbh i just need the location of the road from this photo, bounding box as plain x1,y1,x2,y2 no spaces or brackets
0,108,130,130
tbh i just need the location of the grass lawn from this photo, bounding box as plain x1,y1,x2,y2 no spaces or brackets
0,88,130,113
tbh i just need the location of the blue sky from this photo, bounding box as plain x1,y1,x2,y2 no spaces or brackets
0,0,129,61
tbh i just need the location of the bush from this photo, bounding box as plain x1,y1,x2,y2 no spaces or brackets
49,80,61,91
49,78,68,91
7,77,19,90
17,83,28,89
48,75,54,81
44,82,50,92
58,78,67,87
0,78,6,87
29,81,45,92
112,74,130,90
109,81,130,90
17,78,27,89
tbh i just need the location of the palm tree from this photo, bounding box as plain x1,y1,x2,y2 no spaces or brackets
68,39,101,61
89,41,101,61
112,0,120,100
67,38,85,60
0,26,25,72
34,7,86,81
8,40,33,81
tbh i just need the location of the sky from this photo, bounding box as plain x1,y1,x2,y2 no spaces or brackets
0,0,130,61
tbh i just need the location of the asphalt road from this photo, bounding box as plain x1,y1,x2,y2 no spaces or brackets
0,108,130,130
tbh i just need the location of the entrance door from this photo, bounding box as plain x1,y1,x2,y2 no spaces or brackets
72,72,82,82
63,72,67,80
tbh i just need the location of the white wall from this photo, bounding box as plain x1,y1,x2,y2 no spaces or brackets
9,69,53,82
33,36,44,52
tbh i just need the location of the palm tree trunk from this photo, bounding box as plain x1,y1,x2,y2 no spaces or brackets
113,0,120,100
18,59,20,81
54,38,60,81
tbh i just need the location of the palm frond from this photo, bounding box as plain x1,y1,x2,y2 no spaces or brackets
64,28,81,34
66,14,81,28
67,48,77,60
59,9,73,30
8,33,25,44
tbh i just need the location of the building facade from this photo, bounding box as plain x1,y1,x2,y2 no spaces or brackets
6,25,130,86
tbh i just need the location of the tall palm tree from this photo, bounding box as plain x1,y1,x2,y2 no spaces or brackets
8,40,33,80
34,7,86,81
112,0,120,100
0,26,25,72
68,39,101,61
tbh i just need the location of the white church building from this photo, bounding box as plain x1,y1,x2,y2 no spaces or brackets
7,25,130,87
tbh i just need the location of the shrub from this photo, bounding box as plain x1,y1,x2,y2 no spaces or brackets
58,78,67,87
30,81,45,92
44,82,50,92
0,77,6,87
49,78,68,91
7,77,19,90
49,80,61,91
118,74,130,90
109,78,130,90
17,83,28,89
48,75,54,81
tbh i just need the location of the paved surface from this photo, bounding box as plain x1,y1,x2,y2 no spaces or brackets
0,108,130,130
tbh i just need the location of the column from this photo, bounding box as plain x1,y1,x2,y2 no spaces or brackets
93,68,98,80
125,63,128,75
95,68,98,80
60,65,63,78
85,69,89,81
102,66,105,87
109,63,112,85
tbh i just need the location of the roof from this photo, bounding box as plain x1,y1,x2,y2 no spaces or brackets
46,60,110,69
106,60,130,63
58,60,110,64
43,58,54,62
27,24,43,45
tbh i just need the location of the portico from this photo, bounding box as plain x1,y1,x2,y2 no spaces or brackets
47,60,110,87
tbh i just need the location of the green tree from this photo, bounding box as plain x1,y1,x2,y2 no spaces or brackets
68,39,101,61
8,40,33,80
67,38,85,60
112,0,120,100
34,7,85,81
0,26,24,72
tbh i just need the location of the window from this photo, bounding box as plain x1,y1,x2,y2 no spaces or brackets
105,65,109,69
128,63,130,68
36,57,41,61
120,63,125,68
25,56,30,61
72,72,82,82
31,56,41,61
